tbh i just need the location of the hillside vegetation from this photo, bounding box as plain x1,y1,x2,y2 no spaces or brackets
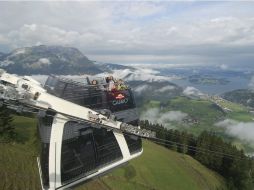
140,121,254,190
222,89,254,108
142,97,226,135
77,140,226,190
141,96,254,155
0,116,226,190
142,96,254,133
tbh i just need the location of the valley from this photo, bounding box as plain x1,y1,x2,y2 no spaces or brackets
140,96,254,154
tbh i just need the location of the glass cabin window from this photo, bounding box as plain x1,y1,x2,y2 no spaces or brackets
61,122,122,185
124,134,142,154
40,143,50,188
93,128,123,167
38,116,54,188
61,129,96,184
45,76,57,90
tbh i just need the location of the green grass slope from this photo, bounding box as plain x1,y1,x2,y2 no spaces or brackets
141,97,254,153
78,140,226,190
0,116,226,190
0,116,40,190
142,96,254,134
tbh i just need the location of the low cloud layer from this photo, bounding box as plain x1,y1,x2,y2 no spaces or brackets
141,108,188,127
96,68,178,82
219,64,228,70
31,66,177,86
133,84,176,95
249,76,254,91
215,119,254,144
158,85,176,92
134,84,151,95
183,86,204,97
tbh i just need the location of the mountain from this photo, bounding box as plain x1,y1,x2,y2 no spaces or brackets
0,115,226,190
222,89,254,108
0,45,102,75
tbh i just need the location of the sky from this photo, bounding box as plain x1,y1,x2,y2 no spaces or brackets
0,1,254,67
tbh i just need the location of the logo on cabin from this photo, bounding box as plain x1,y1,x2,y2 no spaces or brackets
112,98,128,106
115,93,125,100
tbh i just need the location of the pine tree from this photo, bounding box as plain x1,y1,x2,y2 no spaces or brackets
0,105,15,140
140,119,254,189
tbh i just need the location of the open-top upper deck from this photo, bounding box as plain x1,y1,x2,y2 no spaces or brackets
44,75,136,114
45,75,129,91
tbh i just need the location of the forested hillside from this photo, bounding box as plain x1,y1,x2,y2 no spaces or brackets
140,120,254,190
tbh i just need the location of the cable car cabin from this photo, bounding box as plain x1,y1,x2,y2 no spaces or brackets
44,76,138,124
37,76,142,190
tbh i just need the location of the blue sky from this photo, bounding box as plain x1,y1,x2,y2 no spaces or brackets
0,1,254,68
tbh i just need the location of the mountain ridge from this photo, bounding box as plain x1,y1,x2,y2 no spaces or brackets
0,45,102,75
222,89,254,108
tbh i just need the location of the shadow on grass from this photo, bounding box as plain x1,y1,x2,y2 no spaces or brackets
123,164,137,181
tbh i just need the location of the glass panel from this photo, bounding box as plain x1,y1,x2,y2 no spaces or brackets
61,132,96,184
124,134,142,155
45,76,57,89
38,116,53,188
40,143,50,188
61,122,123,185
93,128,123,167
61,125,96,184
62,83,87,105
54,81,66,96
44,77,137,113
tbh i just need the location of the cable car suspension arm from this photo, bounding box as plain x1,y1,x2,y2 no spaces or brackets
0,69,155,138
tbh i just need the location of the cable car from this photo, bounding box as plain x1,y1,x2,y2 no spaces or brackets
37,75,142,190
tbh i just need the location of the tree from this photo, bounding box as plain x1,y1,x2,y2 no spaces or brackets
0,105,15,140
140,120,254,189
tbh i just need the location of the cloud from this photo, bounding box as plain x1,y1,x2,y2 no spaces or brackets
219,64,228,70
7,24,82,49
183,86,204,97
1,2,254,66
215,119,254,144
249,76,254,91
122,68,169,81
39,58,51,65
123,63,204,69
95,68,178,82
134,84,151,95
133,83,176,95
158,85,176,92
115,2,165,18
0,34,8,44
29,65,178,87
141,108,188,127
13,48,26,55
